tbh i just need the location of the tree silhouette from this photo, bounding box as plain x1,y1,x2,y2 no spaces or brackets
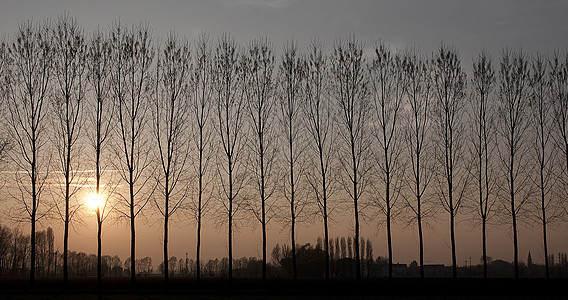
497,48,532,280
304,38,336,282
432,44,469,280
244,37,278,283
51,14,87,285
189,32,215,283
529,53,560,279
330,35,370,281
213,34,248,282
34,227,55,276
110,22,155,284
550,51,568,222
0,37,11,170
86,27,116,287
5,19,53,285
469,49,497,279
3,15,568,284
278,39,306,281
153,32,191,284
401,47,434,280
368,42,405,280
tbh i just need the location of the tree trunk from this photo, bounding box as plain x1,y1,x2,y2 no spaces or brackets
260,137,267,283
97,210,102,287
386,173,392,281
539,143,549,279
64,142,71,286
96,134,102,287
323,190,330,282
196,130,204,283
418,202,424,280
261,199,266,283
31,148,37,285
541,167,548,279
352,146,361,281
196,206,201,282
30,201,36,285
228,156,233,282
291,212,296,281
450,205,457,279
130,177,136,284
320,143,329,282
479,122,487,280
512,204,518,279
289,122,297,282
64,206,69,285
416,145,425,280
510,152,519,279
482,217,487,279
387,203,392,280
164,186,169,284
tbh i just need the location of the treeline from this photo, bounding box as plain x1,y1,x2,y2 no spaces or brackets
0,226,136,277
0,224,149,278
1,13,568,285
4,224,568,279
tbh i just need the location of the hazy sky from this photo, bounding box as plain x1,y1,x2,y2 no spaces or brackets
1,0,567,60
1,0,568,268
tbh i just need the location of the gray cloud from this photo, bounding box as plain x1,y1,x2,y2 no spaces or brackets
221,0,299,8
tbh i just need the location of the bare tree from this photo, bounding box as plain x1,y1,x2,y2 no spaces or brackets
0,41,12,209
347,236,352,259
330,35,370,281
401,48,434,280
304,38,336,282
0,39,11,167
368,42,405,280
152,32,191,284
86,27,115,287
109,22,155,284
51,14,87,285
529,53,560,279
189,32,214,283
5,19,53,284
278,39,307,281
432,44,469,280
244,37,277,283
0,37,5,86
469,49,498,279
213,34,247,281
550,51,568,216
496,48,532,279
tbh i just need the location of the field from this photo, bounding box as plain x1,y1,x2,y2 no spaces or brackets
0,277,566,299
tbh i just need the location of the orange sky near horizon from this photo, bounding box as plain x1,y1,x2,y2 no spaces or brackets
29,193,566,270
1,0,568,273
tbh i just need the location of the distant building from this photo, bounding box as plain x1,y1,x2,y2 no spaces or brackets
373,263,408,277
424,264,449,277
393,263,407,277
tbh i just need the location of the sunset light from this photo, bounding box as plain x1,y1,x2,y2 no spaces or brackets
2,2,568,298
85,193,104,211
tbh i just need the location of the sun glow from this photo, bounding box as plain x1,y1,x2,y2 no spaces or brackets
85,193,104,211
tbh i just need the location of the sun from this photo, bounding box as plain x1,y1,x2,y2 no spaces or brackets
85,193,104,211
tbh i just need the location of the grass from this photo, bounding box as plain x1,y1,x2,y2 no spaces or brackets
0,277,566,299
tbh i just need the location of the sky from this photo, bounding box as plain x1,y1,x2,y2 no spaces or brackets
1,0,568,269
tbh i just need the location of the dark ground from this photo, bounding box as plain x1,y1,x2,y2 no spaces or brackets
0,277,566,299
